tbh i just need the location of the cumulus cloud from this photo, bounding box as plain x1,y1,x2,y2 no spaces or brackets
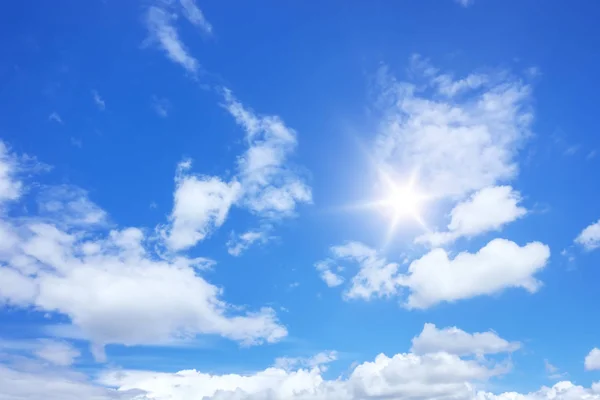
316,238,550,309
99,351,506,400
411,323,520,356
158,91,311,252
575,219,600,251
222,89,312,218
161,160,241,251
374,57,533,200
586,348,600,371
416,186,527,246
401,238,550,309
0,144,287,356
0,324,597,400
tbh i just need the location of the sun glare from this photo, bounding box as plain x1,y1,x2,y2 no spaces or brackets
383,185,423,219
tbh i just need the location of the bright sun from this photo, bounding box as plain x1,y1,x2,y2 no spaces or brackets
383,185,423,219
372,168,430,244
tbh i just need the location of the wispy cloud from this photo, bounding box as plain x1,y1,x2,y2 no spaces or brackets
152,95,170,117
145,6,199,74
48,112,63,124
227,227,273,256
455,0,474,6
92,90,106,110
179,0,213,35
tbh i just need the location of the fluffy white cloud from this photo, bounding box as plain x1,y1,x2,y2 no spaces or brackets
374,57,533,200
13,224,285,350
0,146,286,356
223,89,312,218
99,351,505,400
411,323,520,356
586,348,600,371
161,160,241,251
575,219,600,251
478,381,600,400
400,238,550,309
416,186,527,246
179,0,213,34
316,238,550,308
146,5,199,74
1,325,597,400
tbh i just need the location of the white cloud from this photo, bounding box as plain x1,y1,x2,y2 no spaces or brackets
575,219,600,251
333,242,400,300
544,359,567,381
0,145,286,356
34,340,81,366
274,351,338,371
92,90,106,110
222,89,312,218
99,349,507,400
374,58,533,200
179,0,213,34
0,338,80,366
0,363,135,400
586,348,600,371
0,141,22,203
411,323,520,356
480,381,600,400
314,259,344,288
315,242,399,298
400,238,550,309
161,160,241,251
416,186,527,246
0,325,597,400
227,228,272,256
146,6,199,74
37,185,107,227
2,221,287,352
316,238,549,308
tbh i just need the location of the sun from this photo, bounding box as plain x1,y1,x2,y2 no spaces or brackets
373,168,430,245
382,184,424,220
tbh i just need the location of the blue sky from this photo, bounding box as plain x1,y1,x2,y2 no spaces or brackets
1,0,600,398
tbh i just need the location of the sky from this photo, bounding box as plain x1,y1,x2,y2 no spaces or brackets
1,0,600,399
